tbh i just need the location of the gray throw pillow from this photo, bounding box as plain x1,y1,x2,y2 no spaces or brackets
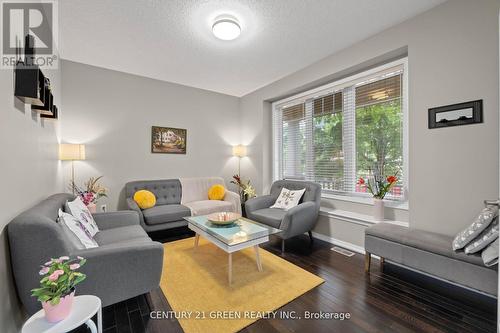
452,206,498,251
464,217,498,254
482,238,499,267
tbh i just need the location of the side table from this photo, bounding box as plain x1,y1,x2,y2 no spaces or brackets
22,295,102,333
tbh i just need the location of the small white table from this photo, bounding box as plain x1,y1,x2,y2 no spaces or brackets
185,215,281,284
22,295,102,333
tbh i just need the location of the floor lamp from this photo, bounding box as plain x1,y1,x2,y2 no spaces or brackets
59,144,86,194
232,145,247,176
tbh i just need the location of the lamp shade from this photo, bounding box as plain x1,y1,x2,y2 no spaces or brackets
59,144,86,161
232,145,247,158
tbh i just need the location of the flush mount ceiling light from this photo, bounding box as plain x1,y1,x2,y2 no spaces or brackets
212,17,241,40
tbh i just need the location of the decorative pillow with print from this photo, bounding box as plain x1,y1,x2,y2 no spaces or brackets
464,217,499,254
58,209,98,249
66,197,100,237
452,206,498,251
482,238,499,267
270,188,306,211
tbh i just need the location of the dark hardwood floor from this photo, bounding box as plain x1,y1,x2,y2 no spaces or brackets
74,228,497,333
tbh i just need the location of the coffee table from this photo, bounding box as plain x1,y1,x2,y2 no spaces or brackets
184,215,281,284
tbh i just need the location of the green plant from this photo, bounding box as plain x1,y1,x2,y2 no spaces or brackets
31,256,87,305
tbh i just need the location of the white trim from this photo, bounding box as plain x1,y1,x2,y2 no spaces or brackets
272,57,409,201
310,231,366,254
272,59,406,108
322,192,409,210
319,207,409,227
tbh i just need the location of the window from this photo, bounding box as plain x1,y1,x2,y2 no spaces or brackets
272,59,407,201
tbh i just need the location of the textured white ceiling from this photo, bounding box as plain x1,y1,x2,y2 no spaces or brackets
59,0,445,97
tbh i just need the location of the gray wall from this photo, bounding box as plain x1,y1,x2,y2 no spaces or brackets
240,0,500,242
60,60,241,211
0,66,63,331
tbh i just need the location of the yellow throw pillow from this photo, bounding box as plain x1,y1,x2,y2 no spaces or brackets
208,184,225,200
133,190,156,209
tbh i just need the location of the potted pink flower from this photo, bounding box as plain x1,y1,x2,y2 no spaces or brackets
31,256,87,322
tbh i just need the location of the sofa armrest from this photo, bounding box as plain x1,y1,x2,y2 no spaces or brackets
280,201,319,238
126,198,145,225
71,241,164,306
92,211,140,230
224,190,241,214
245,195,275,214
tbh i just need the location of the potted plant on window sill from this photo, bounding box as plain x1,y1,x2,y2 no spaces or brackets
358,173,398,222
31,256,87,322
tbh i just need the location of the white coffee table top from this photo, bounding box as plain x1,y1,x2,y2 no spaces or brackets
22,295,101,333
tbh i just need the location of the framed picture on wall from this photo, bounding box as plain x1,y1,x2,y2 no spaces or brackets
151,126,187,154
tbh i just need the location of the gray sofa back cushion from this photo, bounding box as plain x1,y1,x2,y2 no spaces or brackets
270,180,321,207
125,179,182,205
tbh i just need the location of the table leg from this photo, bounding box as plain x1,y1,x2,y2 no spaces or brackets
98,306,102,333
194,234,200,248
228,253,232,285
254,245,263,271
85,319,97,333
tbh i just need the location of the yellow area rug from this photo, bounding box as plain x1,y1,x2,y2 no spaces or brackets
160,237,324,333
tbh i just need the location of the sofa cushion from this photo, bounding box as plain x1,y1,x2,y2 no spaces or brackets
125,179,182,205
183,200,233,216
366,223,486,267
452,206,498,250
143,204,191,225
179,177,226,204
248,208,286,229
94,225,150,245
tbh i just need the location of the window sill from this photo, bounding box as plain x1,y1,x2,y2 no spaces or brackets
321,192,409,210
319,207,409,227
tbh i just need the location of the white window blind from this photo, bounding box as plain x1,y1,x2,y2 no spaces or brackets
272,59,407,201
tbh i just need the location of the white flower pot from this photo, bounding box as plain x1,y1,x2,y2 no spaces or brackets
373,198,385,222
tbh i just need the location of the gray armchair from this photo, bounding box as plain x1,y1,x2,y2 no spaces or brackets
245,180,321,253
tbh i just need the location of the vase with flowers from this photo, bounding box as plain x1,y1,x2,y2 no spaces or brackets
230,174,256,203
31,256,87,322
358,170,399,221
71,176,107,213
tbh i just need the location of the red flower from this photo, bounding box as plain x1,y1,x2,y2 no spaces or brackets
386,176,398,184
358,177,365,185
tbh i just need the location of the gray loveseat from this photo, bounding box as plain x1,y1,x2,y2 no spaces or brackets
8,193,164,315
125,177,241,233
365,223,498,296
245,180,321,253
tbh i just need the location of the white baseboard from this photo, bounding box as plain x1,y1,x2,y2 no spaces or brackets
310,231,366,254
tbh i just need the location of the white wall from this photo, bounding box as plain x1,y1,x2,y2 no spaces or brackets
0,66,63,331
60,60,241,211
240,0,500,244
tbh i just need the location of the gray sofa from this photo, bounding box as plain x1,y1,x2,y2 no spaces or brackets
125,177,241,233
245,180,321,253
365,223,498,296
8,193,164,315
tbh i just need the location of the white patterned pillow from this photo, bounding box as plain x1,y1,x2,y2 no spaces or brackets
464,218,498,254
452,207,498,251
65,197,100,237
270,188,306,211
58,209,98,249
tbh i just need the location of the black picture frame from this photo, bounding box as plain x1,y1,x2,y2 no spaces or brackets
428,100,483,129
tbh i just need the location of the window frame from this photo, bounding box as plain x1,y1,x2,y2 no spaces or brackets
272,58,409,205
